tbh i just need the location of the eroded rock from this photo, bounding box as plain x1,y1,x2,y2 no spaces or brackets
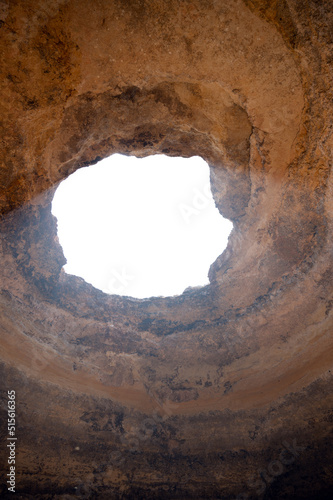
0,0,332,498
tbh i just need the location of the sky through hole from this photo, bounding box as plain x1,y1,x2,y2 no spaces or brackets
51,154,233,298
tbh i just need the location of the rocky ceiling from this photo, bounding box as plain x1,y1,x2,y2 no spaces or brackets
0,0,333,498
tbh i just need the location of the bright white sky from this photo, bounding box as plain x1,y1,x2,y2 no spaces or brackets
51,154,232,298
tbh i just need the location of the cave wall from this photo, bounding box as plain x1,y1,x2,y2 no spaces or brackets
0,0,333,498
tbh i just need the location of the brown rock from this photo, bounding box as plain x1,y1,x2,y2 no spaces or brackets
0,0,332,498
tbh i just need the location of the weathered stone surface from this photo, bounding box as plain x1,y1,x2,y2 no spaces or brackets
0,0,332,498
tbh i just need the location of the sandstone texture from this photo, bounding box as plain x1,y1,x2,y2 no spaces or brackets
0,0,333,498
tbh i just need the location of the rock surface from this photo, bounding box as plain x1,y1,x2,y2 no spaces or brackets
0,0,332,498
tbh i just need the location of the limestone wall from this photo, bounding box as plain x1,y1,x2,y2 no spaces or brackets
0,1,332,498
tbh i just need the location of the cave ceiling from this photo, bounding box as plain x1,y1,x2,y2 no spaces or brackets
0,0,333,498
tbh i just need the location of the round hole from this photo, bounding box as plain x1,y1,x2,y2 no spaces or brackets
52,154,233,298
